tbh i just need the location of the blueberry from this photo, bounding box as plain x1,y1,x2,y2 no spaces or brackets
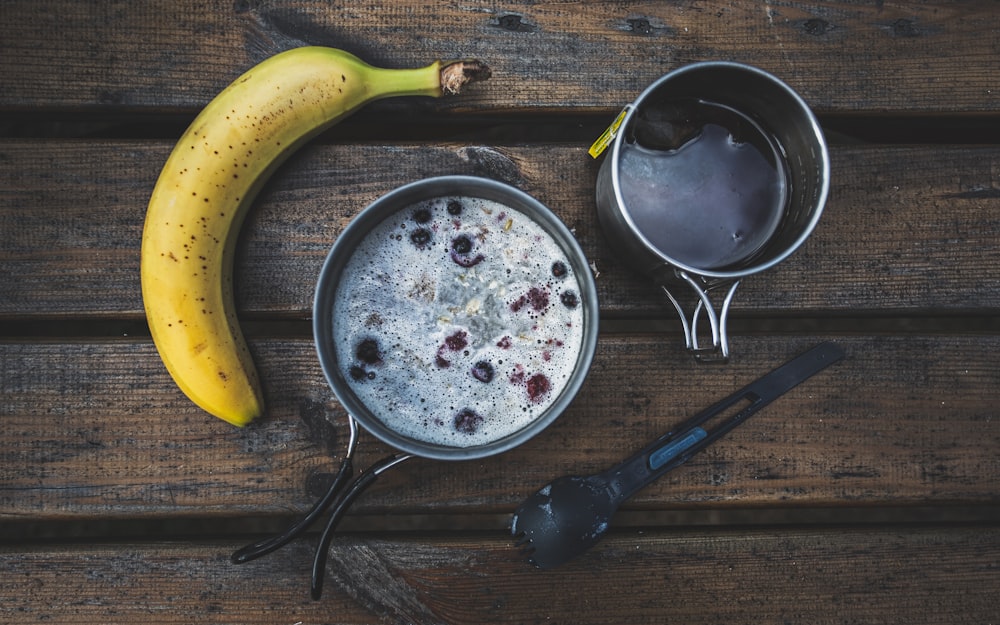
356,338,382,365
551,261,567,278
348,365,368,381
560,290,579,309
410,228,431,247
447,200,463,216
451,235,473,255
412,207,432,223
471,361,495,383
454,408,483,434
449,234,484,267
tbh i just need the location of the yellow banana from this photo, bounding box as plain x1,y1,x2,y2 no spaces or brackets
141,47,489,426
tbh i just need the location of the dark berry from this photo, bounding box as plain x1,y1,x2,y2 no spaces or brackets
412,207,432,223
560,290,579,308
436,330,468,368
529,287,549,311
348,365,368,381
526,373,551,403
356,338,382,365
451,251,484,267
449,234,484,267
471,361,495,383
512,287,550,313
454,408,483,434
435,352,451,368
445,330,468,351
447,199,463,216
496,336,512,349
410,228,431,247
509,366,526,385
451,235,473,255
551,261,567,278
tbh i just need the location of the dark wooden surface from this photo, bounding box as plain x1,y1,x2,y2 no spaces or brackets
3,528,998,624
1,1,998,624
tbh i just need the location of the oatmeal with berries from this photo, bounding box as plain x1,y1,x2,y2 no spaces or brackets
331,196,585,447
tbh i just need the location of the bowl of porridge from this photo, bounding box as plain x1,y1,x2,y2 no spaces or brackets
313,175,599,460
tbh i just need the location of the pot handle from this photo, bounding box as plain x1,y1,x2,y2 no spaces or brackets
310,452,413,600
662,272,740,361
230,416,360,564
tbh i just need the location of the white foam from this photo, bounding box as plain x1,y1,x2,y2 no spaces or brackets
331,196,585,447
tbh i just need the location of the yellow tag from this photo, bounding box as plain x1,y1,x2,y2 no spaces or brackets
588,108,628,159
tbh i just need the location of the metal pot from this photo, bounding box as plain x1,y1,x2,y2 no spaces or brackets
315,175,599,459
595,62,829,360
234,175,598,598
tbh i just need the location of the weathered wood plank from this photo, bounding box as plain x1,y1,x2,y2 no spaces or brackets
2,335,998,520
1,527,998,624
2,141,999,319
2,5,994,624
2,1,999,114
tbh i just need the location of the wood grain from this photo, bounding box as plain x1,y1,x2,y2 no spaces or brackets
2,1,998,623
2,1,999,114
2,335,997,520
2,141,1000,320
1,528,997,624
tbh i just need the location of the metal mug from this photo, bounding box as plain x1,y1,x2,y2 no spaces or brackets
595,62,829,360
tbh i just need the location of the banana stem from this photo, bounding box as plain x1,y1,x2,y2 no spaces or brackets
440,60,492,95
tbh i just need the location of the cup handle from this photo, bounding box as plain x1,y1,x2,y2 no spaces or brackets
662,272,740,362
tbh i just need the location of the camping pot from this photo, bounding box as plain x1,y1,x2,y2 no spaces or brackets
233,175,598,599
595,62,829,360
314,175,599,460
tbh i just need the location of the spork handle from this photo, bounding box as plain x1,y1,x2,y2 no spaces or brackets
599,342,846,503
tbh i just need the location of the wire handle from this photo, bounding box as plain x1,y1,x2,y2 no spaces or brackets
231,416,360,564
310,454,413,600
662,273,741,361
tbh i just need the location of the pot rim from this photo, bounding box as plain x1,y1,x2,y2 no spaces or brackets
313,175,599,461
607,61,830,281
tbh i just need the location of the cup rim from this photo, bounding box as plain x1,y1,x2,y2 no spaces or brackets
607,61,830,280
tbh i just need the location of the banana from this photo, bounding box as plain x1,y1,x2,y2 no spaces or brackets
141,47,490,426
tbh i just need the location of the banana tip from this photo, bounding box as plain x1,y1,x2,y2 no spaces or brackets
441,60,491,95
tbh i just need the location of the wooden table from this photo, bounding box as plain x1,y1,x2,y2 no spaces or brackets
2,2,998,623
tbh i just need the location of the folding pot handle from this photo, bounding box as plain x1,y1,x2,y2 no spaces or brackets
661,272,740,362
